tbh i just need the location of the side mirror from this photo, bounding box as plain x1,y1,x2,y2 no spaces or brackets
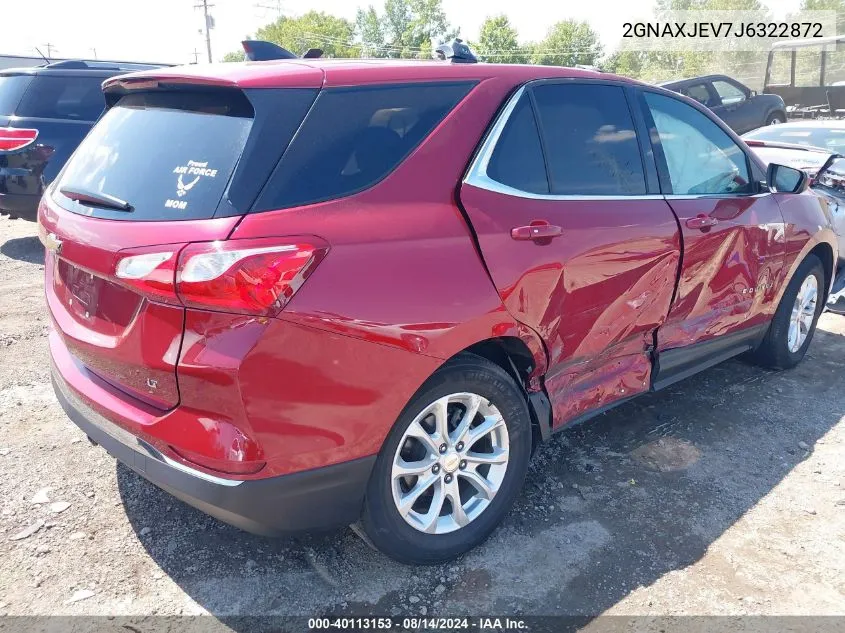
767,163,809,194
750,89,757,97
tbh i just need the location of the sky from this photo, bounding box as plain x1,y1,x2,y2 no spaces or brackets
3,0,803,65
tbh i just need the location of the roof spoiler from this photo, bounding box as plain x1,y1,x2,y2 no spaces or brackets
241,40,323,61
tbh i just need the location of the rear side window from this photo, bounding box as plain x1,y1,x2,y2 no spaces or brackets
256,82,474,210
684,83,712,106
0,75,33,116
532,84,646,195
487,93,549,194
17,75,106,121
55,90,255,221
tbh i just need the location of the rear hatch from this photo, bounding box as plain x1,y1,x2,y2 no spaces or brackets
1,71,109,200
41,78,320,409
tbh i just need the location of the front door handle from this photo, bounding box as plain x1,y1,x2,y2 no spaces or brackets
511,222,563,242
685,214,719,230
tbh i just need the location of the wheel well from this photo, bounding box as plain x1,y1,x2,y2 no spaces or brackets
460,337,549,451
463,337,535,386
809,242,834,299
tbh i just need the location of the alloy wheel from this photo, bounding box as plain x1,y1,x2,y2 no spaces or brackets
788,274,818,353
391,392,509,534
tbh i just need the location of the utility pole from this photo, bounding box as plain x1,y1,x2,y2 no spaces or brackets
191,48,200,64
194,0,215,63
90,48,98,60
42,43,56,59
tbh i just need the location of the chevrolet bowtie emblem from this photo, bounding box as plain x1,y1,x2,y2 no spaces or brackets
39,228,63,254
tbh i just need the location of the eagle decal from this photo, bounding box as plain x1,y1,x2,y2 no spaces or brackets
177,174,201,197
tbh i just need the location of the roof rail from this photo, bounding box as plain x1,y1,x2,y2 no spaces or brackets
45,60,113,70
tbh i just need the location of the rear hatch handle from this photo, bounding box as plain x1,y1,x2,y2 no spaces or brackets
59,187,133,212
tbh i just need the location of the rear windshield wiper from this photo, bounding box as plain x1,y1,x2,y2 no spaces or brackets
60,186,132,212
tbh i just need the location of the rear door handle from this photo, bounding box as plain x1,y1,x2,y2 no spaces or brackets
511,223,563,242
685,214,719,230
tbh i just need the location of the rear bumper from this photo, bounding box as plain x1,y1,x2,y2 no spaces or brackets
51,363,375,535
0,192,38,220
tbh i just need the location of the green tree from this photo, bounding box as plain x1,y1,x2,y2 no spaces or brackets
222,51,244,62
530,20,603,67
603,50,649,77
356,6,386,57
801,0,845,45
607,0,770,86
358,0,452,58
472,15,527,64
254,11,358,58
405,0,451,58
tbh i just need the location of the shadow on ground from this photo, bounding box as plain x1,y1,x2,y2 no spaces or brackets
117,328,845,624
1,236,44,265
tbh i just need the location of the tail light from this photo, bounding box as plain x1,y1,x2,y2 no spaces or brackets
0,127,38,152
114,237,328,315
115,249,180,304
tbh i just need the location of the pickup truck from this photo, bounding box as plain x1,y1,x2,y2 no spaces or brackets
660,74,787,134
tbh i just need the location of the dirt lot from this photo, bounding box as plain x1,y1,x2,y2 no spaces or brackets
1,215,844,625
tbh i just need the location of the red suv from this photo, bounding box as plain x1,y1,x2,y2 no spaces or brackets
40,58,837,564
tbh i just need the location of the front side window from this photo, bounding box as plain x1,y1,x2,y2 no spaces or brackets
532,83,646,195
712,80,746,106
645,92,751,195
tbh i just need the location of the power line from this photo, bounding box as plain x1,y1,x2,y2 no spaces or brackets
299,31,604,57
255,0,283,19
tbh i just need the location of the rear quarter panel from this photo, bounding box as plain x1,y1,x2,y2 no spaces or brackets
220,76,550,469
231,76,548,373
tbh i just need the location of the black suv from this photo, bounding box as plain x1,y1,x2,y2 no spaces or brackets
0,60,163,220
660,74,787,135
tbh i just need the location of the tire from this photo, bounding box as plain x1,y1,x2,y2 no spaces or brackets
360,353,532,564
751,254,825,369
766,112,786,125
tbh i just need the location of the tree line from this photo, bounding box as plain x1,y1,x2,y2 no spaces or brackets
223,0,845,89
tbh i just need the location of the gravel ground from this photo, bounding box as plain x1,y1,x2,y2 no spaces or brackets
1,215,844,625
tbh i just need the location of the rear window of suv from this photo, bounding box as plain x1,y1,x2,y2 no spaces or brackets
54,89,256,221
254,82,475,211
0,75,33,116
17,75,106,121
